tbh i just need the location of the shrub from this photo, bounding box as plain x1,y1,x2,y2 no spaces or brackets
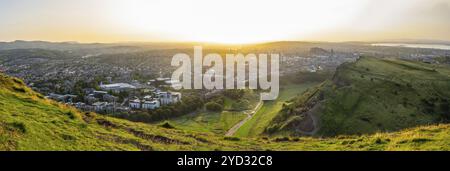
232,99,250,110
212,96,225,105
273,137,290,142
374,138,383,144
374,137,389,144
8,122,27,133
264,125,279,134
411,138,432,143
224,136,240,141
12,77,24,84
160,122,175,129
291,137,300,142
85,112,96,117
224,89,246,99
61,134,77,141
12,86,26,93
65,110,78,120
205,102,223,112
36,94,45,99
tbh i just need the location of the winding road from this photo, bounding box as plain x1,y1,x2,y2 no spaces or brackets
224,98,321,136
225,100,263,136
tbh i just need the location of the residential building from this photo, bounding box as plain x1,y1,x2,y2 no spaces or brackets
157,91,181,105
100,83,136,93
142,100,160,110
93,102,108,112
129,98,141,109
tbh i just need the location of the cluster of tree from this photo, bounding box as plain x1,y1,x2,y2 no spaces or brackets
205,101,223,112
421,97,450,122
131,71,153,83
68,78,105,102
205,95,225,112
107,90,129,102
203,90,255,112
435,56,450,65
231,99,250,111
224,89,245,99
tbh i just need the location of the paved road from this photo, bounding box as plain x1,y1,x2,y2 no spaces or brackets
225,100,263,136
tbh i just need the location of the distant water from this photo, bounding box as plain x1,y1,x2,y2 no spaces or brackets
372,43,450,50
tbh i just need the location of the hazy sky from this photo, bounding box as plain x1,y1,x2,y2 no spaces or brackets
1,0,449,43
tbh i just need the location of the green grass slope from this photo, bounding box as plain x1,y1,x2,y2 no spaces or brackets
235,83,319,137
0,73,251,150
267,57,450,136
1,72,449,150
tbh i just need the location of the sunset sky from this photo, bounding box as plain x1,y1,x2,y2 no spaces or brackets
1,0,450,43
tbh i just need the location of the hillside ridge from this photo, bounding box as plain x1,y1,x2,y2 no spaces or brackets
266,57,450,136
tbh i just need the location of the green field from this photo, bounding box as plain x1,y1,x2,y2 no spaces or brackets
160,110,247,134
234,83,320,137
161,90,260,134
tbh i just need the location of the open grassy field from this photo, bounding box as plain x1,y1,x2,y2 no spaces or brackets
160,110,247,134
161,90,260,134
234,82,320,137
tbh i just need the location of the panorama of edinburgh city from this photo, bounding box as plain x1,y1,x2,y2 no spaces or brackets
1,0,450,155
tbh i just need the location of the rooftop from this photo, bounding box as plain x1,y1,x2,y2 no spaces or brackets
100,83,136,89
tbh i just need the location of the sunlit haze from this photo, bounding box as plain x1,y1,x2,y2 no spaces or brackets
1,0,450,43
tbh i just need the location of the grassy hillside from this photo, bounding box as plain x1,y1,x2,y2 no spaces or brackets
0,73,249,150
267,57,450,136
235,83,319,137
0,72,449,150
263,124,450,151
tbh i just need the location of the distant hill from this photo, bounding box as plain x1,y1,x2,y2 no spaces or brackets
309,47,331,56
266,57,450,136
0,40,105,51
0,72,449,150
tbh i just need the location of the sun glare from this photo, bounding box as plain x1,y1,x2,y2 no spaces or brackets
105,0,367,44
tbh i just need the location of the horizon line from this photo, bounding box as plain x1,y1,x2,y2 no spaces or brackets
3,39,450,45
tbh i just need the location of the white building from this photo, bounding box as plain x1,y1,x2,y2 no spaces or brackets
164,79,182,89
127,92,182,110
129,99,141,109
143,95,152,101
93,102,108,112
142,100,160,110
100,83,136,93
157,92,181,105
